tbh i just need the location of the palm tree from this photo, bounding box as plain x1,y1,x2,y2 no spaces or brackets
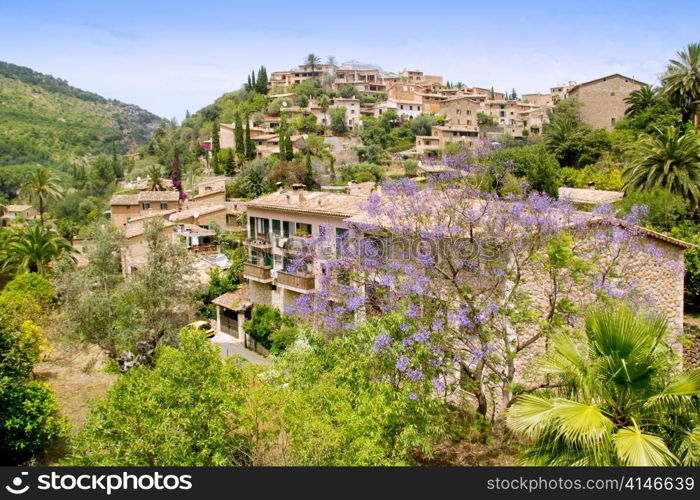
624,85,658,117
146,165,165,191
317,95,331,127
661,43,700,125
623,126,700,208
507,306,700,466
4,223,74,276
305,53,321,77
19,166,63,225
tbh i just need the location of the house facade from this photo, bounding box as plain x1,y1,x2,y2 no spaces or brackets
242,186,367,313
566,74,646,130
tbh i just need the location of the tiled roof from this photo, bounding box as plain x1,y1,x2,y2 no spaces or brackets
138,191,180,202
110,194,139,205
212,285,252,312
246,190,367,218
4,204,33,211
170,203,226,221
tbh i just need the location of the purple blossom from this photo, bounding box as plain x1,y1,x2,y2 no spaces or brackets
372,332,393,354
432,377,446,392
396,355,410,372
404,304,420,319
412,328,429,344
407,367,424,381
408,392,418,401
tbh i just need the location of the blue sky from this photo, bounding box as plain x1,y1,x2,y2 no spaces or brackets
0,0,697,119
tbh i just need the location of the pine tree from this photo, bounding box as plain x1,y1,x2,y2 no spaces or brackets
234,112,245,157
185,109,191,119
304,153,314,189
245,118,255,160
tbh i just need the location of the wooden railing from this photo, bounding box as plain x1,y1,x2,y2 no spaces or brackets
243,262,272,281
277,270,315,291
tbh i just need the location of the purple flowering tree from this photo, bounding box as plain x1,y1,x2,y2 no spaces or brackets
288,156,674,419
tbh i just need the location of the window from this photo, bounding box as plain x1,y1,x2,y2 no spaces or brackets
296,222,312,236
249,216,256,237
282,221,290,237
400,104,404,110
142,203,150,210
272,219,281,236
611,117,616,125
160,203,168,210
610,92,615,96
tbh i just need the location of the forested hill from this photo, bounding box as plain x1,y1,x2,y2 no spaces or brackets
0,60,162,167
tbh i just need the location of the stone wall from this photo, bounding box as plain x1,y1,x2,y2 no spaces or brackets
683,322,700,368
249,280,272,306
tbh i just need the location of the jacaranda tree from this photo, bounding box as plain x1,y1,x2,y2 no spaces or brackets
286,156,676,420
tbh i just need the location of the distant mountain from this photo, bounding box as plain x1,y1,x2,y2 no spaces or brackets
0,60,162,167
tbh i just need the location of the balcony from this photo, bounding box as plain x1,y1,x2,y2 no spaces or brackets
243,262,273,283
276,270,315,293
245,234,272,251
191,243,218,255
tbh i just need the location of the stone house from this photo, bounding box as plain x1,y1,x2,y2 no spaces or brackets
242,185,368,313
1,204,38,226
110,191,180,228
566,74,646,130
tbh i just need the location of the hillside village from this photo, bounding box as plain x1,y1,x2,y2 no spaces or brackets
2,45,700,467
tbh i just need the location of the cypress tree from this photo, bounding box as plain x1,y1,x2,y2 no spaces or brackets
284,130,294,161
234,112,245,157
225,148,235,176
278,118,287,159
211,121,220,173
251,71,256,90
304,153,314,189
245,118,255,160
256,66,268,94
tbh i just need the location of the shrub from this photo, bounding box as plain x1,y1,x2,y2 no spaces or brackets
243,305,295,353
339,162,384,183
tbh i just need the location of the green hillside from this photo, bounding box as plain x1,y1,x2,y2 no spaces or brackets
0,60,162,168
